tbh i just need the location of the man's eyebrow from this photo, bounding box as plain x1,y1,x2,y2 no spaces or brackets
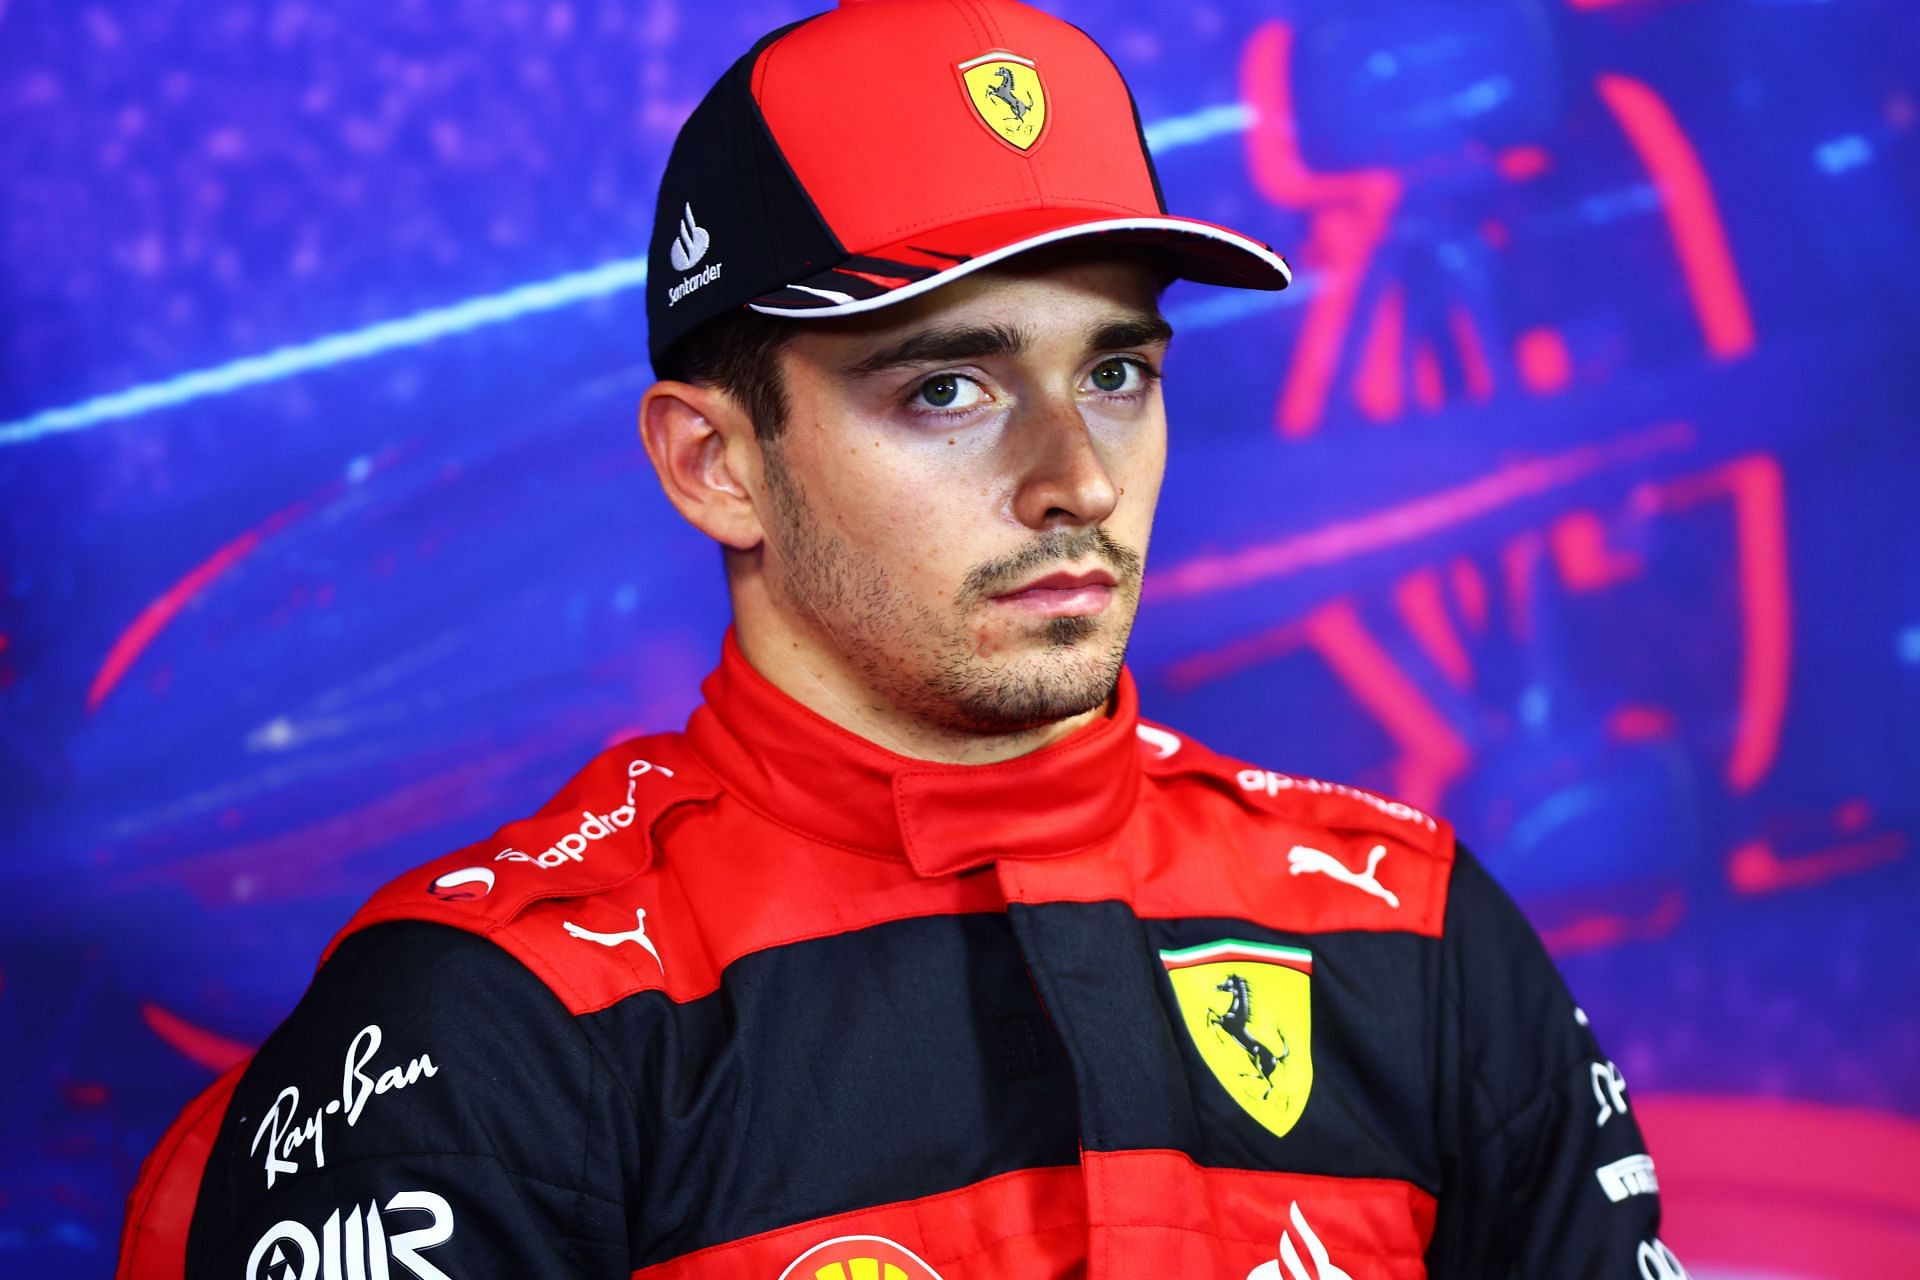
1088,313,1174,353
841,322,1029,377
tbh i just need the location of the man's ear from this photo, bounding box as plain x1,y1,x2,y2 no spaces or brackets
637,380,766,551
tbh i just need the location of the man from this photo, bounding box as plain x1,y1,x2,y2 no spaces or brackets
121,2,1680,1277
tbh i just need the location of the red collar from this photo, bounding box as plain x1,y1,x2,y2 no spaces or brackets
684,630,1143,877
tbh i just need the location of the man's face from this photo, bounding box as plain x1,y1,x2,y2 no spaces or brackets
749,250,1170,736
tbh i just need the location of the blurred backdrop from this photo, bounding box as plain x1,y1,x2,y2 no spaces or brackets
3,0,1918,1274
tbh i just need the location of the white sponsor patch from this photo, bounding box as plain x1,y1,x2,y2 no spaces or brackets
1596,1153,1660,1202
250,1024,440,1189
1245,1201,1354,1280
1235,769,1438,832
668,201,710,271
667,260,722,306
1135,724,1182,759
247,1189,454,1280
1636,1237,1690,1280
494,757,674,870
428,866,494,900
1286,843,1400,909
562,907,664,973
776,1234,947,1280
1591,1059,1630,1127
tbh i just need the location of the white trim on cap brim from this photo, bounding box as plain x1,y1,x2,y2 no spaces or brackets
747,215,1292,318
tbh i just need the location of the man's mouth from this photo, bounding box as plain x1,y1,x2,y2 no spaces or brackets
988,567,1120,617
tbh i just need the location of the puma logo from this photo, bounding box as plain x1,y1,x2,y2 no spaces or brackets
1286,844,1400,909
562,908,664,972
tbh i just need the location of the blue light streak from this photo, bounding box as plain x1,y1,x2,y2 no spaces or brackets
0,258,653,447
0,104,1256,448
1141,103,1256,154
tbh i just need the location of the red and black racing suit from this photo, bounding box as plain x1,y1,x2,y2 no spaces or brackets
120,631,1677,1279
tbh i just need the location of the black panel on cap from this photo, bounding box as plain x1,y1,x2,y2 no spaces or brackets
646,18,846,366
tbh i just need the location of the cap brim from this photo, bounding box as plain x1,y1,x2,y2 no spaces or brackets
746,207,1290,318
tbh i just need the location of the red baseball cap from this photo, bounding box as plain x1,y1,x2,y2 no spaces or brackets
646,0,1291,364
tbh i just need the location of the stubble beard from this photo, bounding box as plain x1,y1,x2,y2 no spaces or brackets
762,449,1144,736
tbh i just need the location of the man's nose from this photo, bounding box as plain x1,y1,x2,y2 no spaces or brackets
1008,392,1120,531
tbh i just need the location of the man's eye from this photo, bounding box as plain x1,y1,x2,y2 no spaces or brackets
1087,358,1154,394
911,373,986,411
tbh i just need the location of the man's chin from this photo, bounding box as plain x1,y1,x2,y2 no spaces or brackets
933,623,1130,734
1038,612,1102,646
981,596,1123,650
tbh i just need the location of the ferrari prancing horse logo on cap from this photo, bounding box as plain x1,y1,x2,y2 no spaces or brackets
958,51,1048,152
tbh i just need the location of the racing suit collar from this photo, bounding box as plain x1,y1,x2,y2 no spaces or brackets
684,628,1144,877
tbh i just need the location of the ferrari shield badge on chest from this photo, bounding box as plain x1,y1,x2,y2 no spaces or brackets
1161,940,1314,1140
958,51,1047,151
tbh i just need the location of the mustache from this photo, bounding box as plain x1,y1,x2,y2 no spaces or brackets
958,526,1144,604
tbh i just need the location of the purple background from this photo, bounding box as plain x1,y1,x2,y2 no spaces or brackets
4,0,1918,1274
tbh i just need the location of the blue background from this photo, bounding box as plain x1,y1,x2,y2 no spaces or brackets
3,0,1917,1274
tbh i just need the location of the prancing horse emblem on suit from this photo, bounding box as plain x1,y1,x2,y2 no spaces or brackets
1161,939,1314,1140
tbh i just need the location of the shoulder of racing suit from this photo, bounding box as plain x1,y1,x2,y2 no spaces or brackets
330,716,1460,1003
1122,715,1458,940
117,735,709,1280
330,716,1461,1009
125,716,1625,1280
322,731,723,1016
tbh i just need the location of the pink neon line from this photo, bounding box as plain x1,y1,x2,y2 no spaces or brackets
1412,342,1444,412
1550,509,1644,591
1539,890,1684,956
88,529,265,711
1449,556,1490,631
1567,0,1691,9
1502,530,1545,642
1447,305,1495,402
1495,145,1553,180
141,1002,253,1073
85,464,371,712
1354,285,1407,421
1597,73,1757,359
1726,834,1906,896
1657,455,1791,792
1165,622,1302,692
1239,21,1403,437
1724,458,1792,790
1393,568,1474,689
1607,704,1677,742
1151,421,1695,600
1301,601,1473,809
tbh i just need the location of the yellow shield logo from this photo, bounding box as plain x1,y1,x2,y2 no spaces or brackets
958,52,1047,152
1161,940,1313,1140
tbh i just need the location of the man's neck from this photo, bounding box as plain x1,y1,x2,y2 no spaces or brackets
730,617,1107,767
